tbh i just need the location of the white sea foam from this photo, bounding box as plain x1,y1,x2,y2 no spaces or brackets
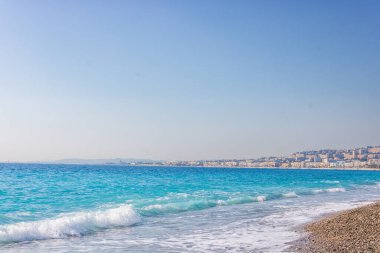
312,187,346,194
216,200,227,205
256,196,266,202
325,187,346,192
321,180,340,184
156,200,373,253
0,205,140,243
312,189,324,194
143,204,167,211
282,192,298,198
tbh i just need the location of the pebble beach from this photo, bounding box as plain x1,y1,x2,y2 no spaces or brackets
293,202,380,253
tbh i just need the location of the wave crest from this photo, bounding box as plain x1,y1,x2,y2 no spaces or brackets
282,192,298,198
325,187,346,193
257,196,266,202
321,180,340,184
0,205,140,243
312,187,346,194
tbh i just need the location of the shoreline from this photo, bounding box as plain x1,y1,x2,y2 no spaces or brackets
289,202,380,253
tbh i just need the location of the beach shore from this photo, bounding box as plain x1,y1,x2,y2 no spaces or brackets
290,202,380,253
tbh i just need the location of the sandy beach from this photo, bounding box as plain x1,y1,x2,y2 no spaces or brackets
291,202,380,253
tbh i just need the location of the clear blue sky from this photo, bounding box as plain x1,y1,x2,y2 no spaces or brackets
0,0,379,161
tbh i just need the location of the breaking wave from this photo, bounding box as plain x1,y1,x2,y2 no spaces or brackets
140,196,269,216
325,187,346,192
0,205,140,243
321,180,340,184
282,192,299,198
140,187,351,216
0,187,350,243
312,187,346,194
257,195,266,202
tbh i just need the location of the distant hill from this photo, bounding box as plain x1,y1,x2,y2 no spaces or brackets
41,158,159,165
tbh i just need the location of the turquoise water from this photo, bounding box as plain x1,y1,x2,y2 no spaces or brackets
1,163,380,252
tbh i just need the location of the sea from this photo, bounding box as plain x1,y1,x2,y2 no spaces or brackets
1,163,380,253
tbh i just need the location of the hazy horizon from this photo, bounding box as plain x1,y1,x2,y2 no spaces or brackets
1,0,380,162
3,144,380,164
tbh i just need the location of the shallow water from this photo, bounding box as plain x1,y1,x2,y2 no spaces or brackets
1,164,380,252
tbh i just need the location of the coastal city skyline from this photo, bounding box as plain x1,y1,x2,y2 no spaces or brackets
31,145,380,169
162,145,380,169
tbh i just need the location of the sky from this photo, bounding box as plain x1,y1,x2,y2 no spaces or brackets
0,0,379,162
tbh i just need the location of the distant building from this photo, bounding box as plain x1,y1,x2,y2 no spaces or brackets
369,147,380,153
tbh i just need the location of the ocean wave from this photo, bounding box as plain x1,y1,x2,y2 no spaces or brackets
325,187,346,192
312,187,346,194
0,205,140,243
311,189,324,194
156,193,190,201
141,201,219,215
225,196,256,205
257,196,266,202
141,187,350,215
140,195,269,216
321,180,340,184
282,192,298,198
